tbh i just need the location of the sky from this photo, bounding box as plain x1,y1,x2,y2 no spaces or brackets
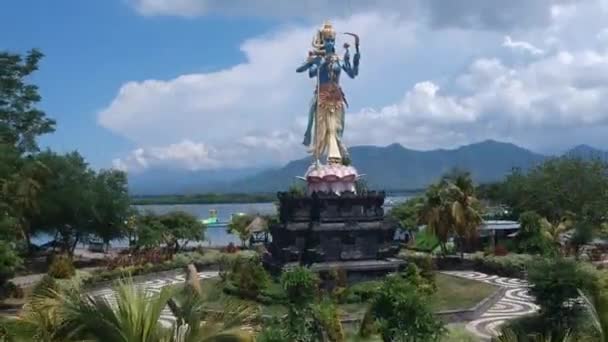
3,0,608,173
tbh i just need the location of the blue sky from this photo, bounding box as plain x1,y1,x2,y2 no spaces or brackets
4,1,608,172
1,0,275,168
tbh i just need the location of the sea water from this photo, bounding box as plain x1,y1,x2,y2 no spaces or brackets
32,196,410,248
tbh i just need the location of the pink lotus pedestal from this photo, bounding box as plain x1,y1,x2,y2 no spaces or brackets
304,163,360,195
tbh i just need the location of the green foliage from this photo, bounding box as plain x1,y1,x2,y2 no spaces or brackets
419,170,483,256
515,211,557,256
413,230,440,252
569,221,594,257
371,274,446,342
389,196,424,231
280,266,319,306
47,254,75,279
0,49,55,152
527,257,588,328
358,307,378,338
256,320,287,342
33,151,131,255
407,253,436,282
472,253,536,278
227,214,254,247
158,211,205,253
84,250,254,286
129,210,204,253
313,300,345,342
225,256,270,299
501,158,608,226
0,241,21,286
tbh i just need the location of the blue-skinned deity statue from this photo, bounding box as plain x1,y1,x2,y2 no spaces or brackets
296,21,360,165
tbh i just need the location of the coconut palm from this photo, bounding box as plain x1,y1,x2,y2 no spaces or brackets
540,214,574,246
167,265,257,342
418,183,452,255
441,173,483,258
8,270,256,342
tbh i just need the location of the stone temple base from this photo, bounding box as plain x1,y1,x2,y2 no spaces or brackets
304,163,359,195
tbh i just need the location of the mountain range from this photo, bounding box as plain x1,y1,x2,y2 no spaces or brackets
128,140,607,195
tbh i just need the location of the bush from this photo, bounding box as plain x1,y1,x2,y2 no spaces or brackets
346,280,382,303
371,274,445,341
0,241,21,287
48,254,75,279
225,256,270,300
256,321,286,342
527,257,588,328
313,300,345,342
471,253,536,278
358,307,378,338
280,266,319,306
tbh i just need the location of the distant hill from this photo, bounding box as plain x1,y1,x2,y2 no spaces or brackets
221,140,546,192
128,140,608,195
128,167,264,195
564,144,608,161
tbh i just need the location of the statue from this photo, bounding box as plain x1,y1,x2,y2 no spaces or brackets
297,21,360,166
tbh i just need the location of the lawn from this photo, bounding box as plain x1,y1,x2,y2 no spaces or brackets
196,272,497,317
432,273,497,311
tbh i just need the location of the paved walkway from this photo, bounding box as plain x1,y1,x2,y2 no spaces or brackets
442,271,539,340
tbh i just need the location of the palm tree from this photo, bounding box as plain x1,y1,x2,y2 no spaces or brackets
167,265,257,342
8,270,257,342
442,172,483,258
419,183,452,255
540,214,573,247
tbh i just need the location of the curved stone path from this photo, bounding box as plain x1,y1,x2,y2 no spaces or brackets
89,271,219,326
442,271,539,340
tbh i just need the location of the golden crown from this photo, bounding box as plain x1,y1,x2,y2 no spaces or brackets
320,21,336,39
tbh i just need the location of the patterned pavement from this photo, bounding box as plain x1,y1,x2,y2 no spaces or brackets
442,271,539,340
89,271,219,326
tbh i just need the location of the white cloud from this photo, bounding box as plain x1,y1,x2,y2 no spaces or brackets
503,35,545,55
106,0,608,171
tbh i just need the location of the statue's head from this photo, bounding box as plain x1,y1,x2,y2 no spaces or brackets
320,21,336,53
312,21,336,54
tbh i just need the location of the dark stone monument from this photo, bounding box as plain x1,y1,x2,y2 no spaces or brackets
264,190,405,279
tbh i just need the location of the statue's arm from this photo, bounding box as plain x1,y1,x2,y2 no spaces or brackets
342,51,360,78
296,56,321,78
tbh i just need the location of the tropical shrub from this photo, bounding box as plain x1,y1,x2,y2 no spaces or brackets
527,257,588,329
472,253,536,278
224,256,270,300
371,274,445,341
280,266,319,306
0,241,21,288
48,254,75,279
313,300,345,342
256,320,286,342
358,307,378,338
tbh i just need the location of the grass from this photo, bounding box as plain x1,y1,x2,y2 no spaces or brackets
195,272,497,318
432,273,497,311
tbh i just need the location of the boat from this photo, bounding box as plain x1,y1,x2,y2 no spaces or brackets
200,209,227,228
200,210,248,228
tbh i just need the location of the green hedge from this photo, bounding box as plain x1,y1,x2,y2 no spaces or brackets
83,250,254,286
471,253,537,278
